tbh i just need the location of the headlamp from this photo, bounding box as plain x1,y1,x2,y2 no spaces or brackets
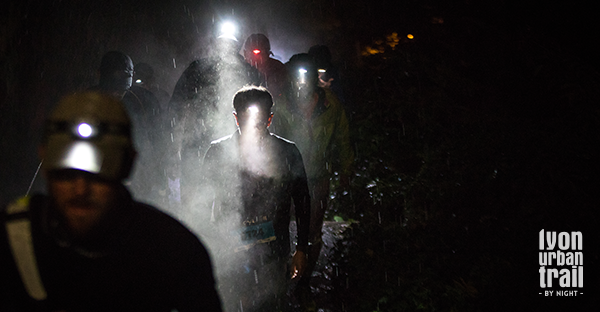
253,49,261,55
218,21,238,41
135,78,143,84
46,121,129,141
298,68,308,84
318,69,327,73
248,106,260,115
76,123,94,138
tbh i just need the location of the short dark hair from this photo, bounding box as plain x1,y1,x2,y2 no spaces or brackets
233,85,274,113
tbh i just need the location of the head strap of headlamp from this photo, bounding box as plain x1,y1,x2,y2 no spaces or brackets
45,121,130,140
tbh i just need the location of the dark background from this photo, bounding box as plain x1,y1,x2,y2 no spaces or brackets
2,0,599,310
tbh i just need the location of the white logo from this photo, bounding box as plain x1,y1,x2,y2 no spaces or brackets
539,229,583,296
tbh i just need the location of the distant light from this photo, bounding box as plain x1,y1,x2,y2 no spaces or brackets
298,68,308,84
253,49,261,55
407,34,414,40
135,79,142,84
77,123,93,138
318,69,327,73
220,21,237,40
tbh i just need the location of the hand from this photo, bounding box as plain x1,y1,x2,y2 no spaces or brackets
290,250,307,280
318,77,334,88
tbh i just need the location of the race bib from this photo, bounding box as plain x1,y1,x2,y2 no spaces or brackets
233,221,276,252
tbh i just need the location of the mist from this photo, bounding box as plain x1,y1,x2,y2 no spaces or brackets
46,2,324,310
3,0,381,310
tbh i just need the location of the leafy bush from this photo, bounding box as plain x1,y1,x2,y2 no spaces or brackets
324,16,600,311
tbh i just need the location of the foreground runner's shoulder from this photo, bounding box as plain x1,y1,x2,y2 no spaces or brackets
4,196,30,219
4,195,48,301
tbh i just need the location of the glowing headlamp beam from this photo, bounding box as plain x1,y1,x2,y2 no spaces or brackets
61,141,102,173
220,21,236,37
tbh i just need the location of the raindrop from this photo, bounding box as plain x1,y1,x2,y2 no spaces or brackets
172,58,176,68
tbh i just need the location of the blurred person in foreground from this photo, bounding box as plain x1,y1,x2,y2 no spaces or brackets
201,86,310,312
0,91,222,312
279,53,354,309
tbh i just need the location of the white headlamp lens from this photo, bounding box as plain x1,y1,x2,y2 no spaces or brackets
221,22,236,38
77,123,94,138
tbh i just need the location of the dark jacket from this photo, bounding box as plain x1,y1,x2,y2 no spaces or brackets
1,190,222,312
277,87,353,182
201,131,311,259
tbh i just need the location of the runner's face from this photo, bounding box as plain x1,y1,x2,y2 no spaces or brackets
48,169,116,237
235,107,271,134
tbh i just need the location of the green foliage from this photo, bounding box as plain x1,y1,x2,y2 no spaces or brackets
324,11,600,312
